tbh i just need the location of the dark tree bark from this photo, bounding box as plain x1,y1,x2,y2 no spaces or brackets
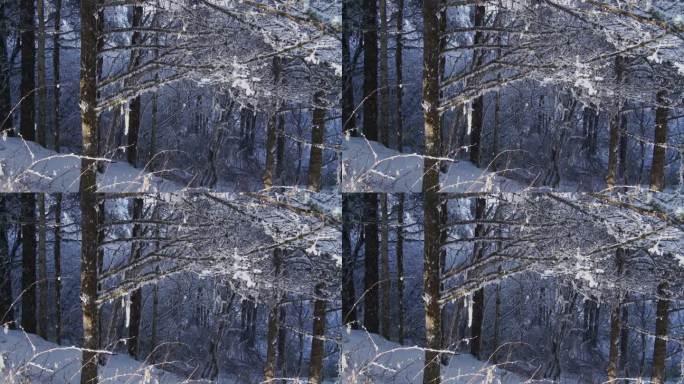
308,283,326,384
651,281,669,384
607,249,625,382
127,198,143,359
342,0,356,136
650,91,668,191
264,249,283,382
37,194,47,339
126,5,143,167
380,194,390,339
20,0,35,141
308,91,325,191
363,193,379,333
470,198,486,359
362,0,378,141
342,194,357,327
21,194,37,334
606,56,625,189
275,114,285,180
395,0,404,151
52,0,62,151
54,193,63,344
36,0,47,147
0,196,12,326
277,305,287,379
379,0,389,146
0,4,13,135
396,193,405,345
469,6,486,168
79,0,100,381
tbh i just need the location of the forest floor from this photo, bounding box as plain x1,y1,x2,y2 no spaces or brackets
0,137,181,192
0,328,204,383
341,136,523,192
340,329,525,383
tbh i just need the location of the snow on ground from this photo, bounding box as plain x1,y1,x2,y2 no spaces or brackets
341,137,523,192
0,329,200,384
340,329,524,383
0,137,181,192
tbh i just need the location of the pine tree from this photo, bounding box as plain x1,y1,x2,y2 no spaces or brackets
363,193,379,333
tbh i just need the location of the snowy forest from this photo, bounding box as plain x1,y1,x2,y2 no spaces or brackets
0,0,340,191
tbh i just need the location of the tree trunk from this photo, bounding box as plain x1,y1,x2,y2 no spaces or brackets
21,193,37,333
341,194,357,327
470,198,486,359
619,299,629,376
395,0,404,151
308,91,325,191
607,248,625,382
0,197,12,326
263,56,282,188
127,198,143,359
36,0,47,146
52,0,61,151
651,281,669,384
379,0,389,146
342,0,356,136
380,194,390,339
396,193,405,345
126,5,143,167
308,283,326,384
20,0,35,141
54,193,62,344
469,6,486,168
275,114,285,181
277,305,287,380
79,0,100,380
363,193,379,333
37,194,48,339
263,249,283,382
650,91,668,191
423,192,442,384
362,0,378,141
0,4,14,135
606,56,625,189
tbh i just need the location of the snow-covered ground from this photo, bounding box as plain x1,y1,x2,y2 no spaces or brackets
340,329,524,383
341,136,524,192
0,329,201,384
0,137,181,192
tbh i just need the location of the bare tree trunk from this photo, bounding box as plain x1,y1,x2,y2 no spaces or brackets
380,194,390,339
341,194,357,327
126,5,143,167
308,91,325,191
263,56,282,188
275,114,285,181
36,0,47,147
607,249,625,382
379,0,389,146
128,198,143,359
651,281,669,384
342,0,356,136
619,302,629,376
21,194,37,333
277,305,287,380
364,193,379,333
79,0,100,380
469,6,486,168
54,193,62,344
264,249,283,382
0,4,12,136
37,194,48,339
470,198,486,359
308,283,327,384
0,197,13,326
650,91,668,191
20,0,35,141
395,0,404,151
362,0,378,141
52,0,61,151
423,1,442,381
396,193,405,345
606,56,624,189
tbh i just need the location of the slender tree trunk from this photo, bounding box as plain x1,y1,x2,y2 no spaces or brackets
396,193,405,345
0,4,14,135
470,198,486,359
341,194,357,327
395,0,404,151
342,0,356,136
606,56,624,189
149,276,158,362
127,198,143,359
308,91,325,191
651,281,669,384
619,298,629,376
36,0,47,146
0,197,12,326
20,0,35,141
363,193,379,333
21,194,37,333
275,114,285,181
54,193,62,344
308,283,327,384
264,249,283,382
126,5,143,167
37,194,48,339
650,91,668,191
379,0,389,146
52,0,61,151
469,6,486,168
423,1,442,381
79,0,100,380
277,305,287,380
380,194,390,339
362,0,378,141
263,57,282,188
492,269,501,361
607,249,625,382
